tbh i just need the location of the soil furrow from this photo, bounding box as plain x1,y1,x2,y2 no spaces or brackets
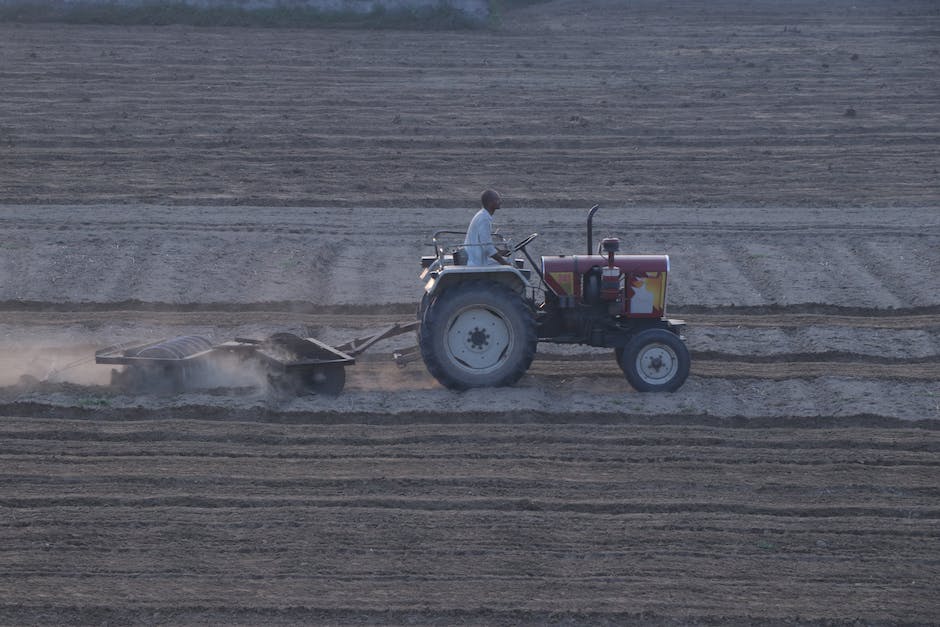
540,360,940,380
1,427,936,451
2,218,936,238
1,495,937,519
3,302,939,322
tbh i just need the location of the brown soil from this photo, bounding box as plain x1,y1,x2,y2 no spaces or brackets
1,0,939,208
0,417,938,625
1,0,939,624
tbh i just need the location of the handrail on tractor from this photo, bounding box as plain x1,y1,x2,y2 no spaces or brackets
431,230,467,258
431,230,514,263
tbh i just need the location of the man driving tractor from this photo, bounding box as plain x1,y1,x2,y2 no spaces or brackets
463,188,511,266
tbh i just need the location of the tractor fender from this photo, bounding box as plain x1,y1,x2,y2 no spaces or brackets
424,265,529,298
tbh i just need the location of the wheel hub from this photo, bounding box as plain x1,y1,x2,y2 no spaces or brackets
468,327,490,350
445,307,511,371
636,343,678,384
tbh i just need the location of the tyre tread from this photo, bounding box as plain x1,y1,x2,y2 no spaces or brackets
419,280,536,390
620,328,690,393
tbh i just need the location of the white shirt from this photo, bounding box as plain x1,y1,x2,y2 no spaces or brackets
463,208,498,266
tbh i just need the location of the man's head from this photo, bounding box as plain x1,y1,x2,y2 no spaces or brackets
481,189,501,214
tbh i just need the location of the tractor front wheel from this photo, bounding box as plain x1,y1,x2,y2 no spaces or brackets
419,281,536,390
619,329,690,392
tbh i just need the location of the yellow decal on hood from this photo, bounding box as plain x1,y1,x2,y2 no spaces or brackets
549,271,574,295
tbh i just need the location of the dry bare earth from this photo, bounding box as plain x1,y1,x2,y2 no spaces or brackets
0,0,939,207
1,0,940,624
0,207,938,624
0,419,938,625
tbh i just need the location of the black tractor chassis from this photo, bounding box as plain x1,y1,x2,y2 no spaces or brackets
536,311,686,350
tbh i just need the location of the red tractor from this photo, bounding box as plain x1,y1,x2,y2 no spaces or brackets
417,205,690,392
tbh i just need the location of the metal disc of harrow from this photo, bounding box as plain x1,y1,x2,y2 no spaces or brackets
130,335,214,391
263,332,322,359
263,332,348,396
135,335,214,360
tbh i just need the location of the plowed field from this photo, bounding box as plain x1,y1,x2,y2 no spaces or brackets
1,0,939,208
1,0,939,624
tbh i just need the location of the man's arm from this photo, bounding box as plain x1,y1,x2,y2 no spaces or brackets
475,212,508,265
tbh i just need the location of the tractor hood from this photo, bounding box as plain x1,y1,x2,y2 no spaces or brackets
541,254,670,317
542,255,669,288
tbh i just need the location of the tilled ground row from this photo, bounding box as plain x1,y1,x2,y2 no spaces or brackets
0,303,936,422
0,418,937,623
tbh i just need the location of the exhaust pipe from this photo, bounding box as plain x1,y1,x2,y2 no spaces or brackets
586,204,600,255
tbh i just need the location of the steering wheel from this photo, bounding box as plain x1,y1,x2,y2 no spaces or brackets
513,232,539,252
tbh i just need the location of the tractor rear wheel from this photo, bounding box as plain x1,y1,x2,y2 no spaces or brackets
419,281,536,390
619,328,690,392
415,292,431,343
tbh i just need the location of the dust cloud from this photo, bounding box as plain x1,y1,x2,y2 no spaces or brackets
0,333,272,393
0,342,109,387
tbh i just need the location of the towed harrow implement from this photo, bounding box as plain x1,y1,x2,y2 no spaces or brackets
95,321,419,396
